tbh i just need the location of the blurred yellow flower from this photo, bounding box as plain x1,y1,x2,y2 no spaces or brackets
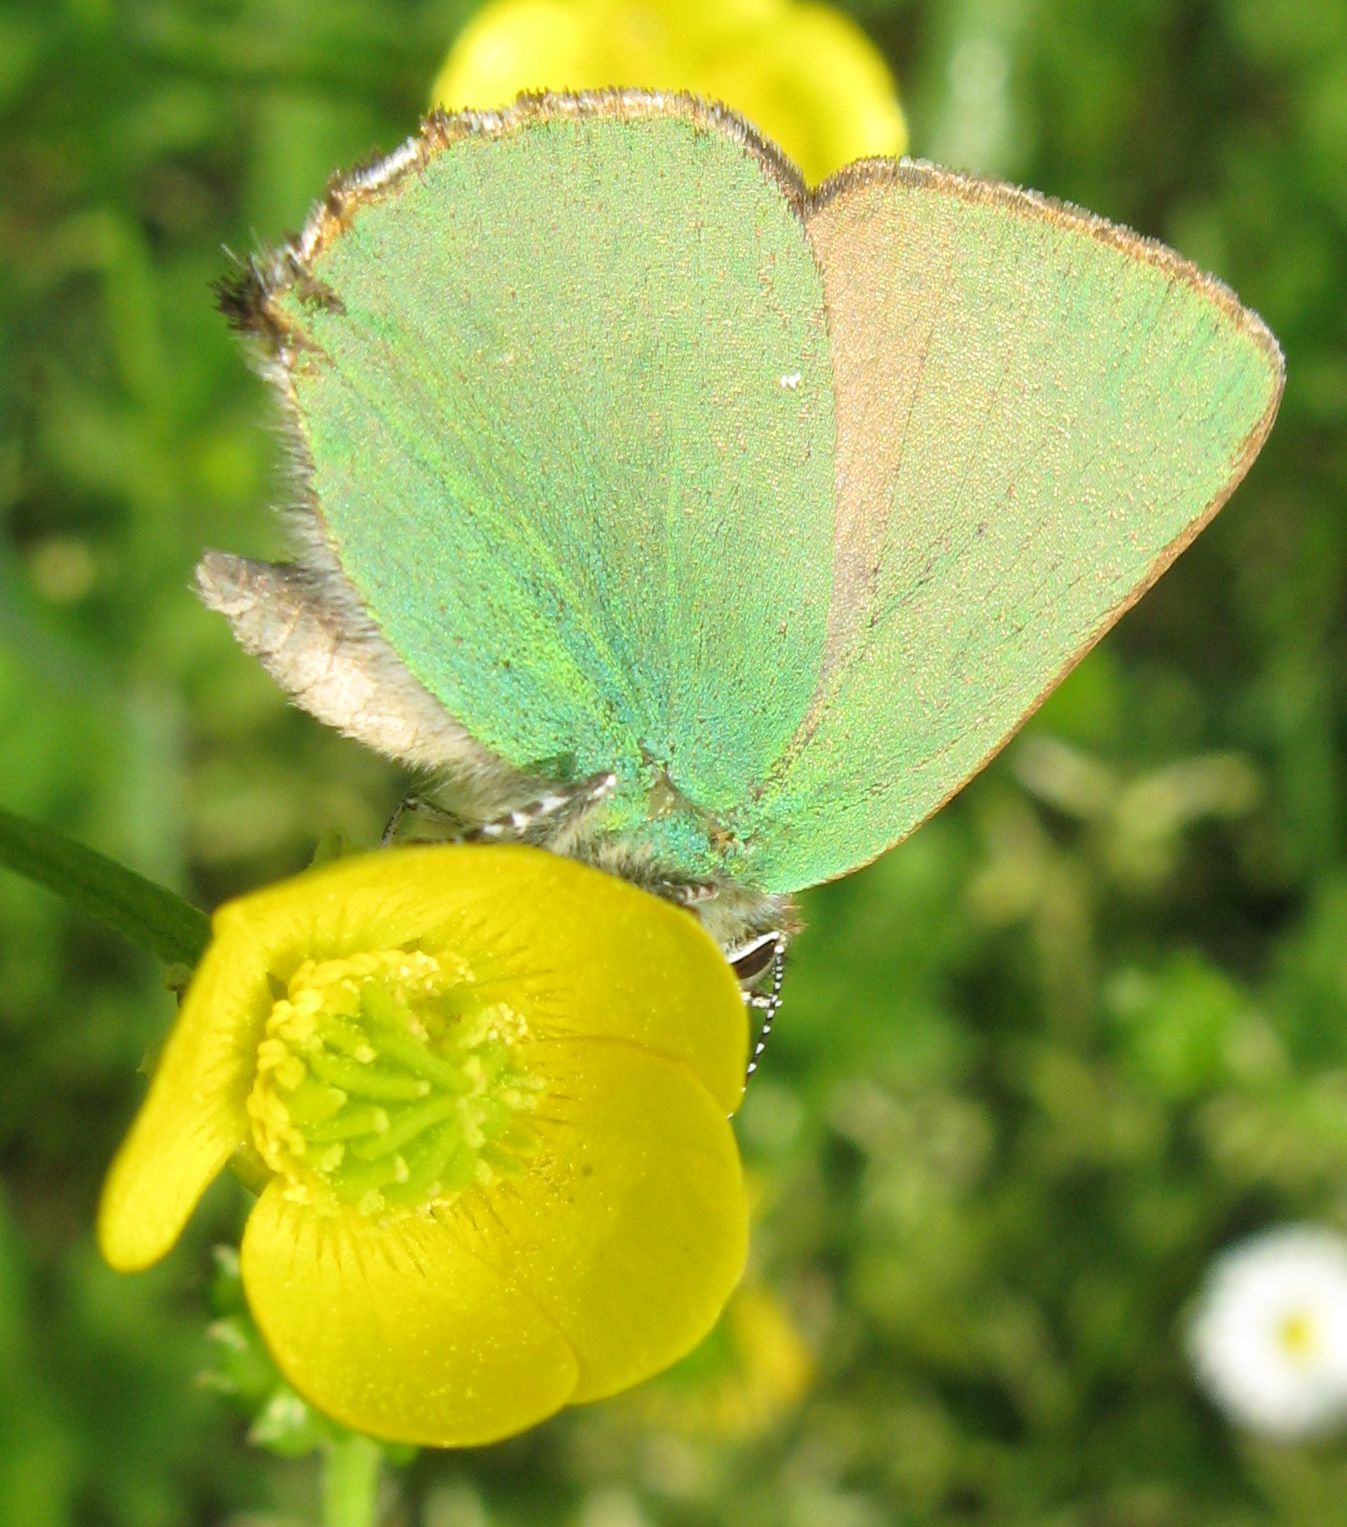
99,845,749,1447
432,0,906,185
627,1282,812,1439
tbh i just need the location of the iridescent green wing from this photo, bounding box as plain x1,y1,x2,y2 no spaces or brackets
238,96,835,844
733,162,1284,893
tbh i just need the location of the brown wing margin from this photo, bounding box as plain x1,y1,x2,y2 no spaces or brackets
216,90,814,355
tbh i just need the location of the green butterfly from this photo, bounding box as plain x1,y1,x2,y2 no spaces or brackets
201,91,1283,1020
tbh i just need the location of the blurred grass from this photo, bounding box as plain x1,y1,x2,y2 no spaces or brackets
2,0,1346,1522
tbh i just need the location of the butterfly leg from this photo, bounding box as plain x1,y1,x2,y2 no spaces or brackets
381,793,464,845
727,932,788,1079
464,771,618,845
656,878,719,907
385,772,618,849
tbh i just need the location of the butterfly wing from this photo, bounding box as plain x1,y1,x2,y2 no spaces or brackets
218,95,837,855
731,161,1284,894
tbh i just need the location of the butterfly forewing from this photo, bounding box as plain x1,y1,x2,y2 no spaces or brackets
260,99,835,868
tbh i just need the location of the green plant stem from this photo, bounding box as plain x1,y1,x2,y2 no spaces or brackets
322,1433,384,1527
0,804,210,965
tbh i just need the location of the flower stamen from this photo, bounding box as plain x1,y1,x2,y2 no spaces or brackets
246,947,541,1214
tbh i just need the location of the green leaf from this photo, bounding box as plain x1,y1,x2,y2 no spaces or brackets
0,805,210,967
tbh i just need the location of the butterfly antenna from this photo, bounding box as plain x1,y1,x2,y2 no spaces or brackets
745,936,787,1080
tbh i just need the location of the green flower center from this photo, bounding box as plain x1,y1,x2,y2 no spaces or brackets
246,947,541,1215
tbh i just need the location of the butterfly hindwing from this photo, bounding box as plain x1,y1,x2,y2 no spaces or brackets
729,161,1284,894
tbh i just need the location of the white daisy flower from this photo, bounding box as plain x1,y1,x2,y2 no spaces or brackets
1188,1225,1347,1439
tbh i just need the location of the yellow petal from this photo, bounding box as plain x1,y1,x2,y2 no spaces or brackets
99,860,363,1269
431,0,906,184
441,1039,748,1402
226,844,747,1113
97,933,265,1270
452,845,748,1114
723,6,909,185
434,0,596,101
241,1183,580,1446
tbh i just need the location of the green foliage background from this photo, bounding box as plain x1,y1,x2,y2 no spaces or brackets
2,0,1345,1521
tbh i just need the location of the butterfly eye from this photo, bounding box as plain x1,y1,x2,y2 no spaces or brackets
728,932,785,986
727,932,788,1080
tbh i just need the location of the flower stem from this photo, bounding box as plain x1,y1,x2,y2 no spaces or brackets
0,803,209,966
322,1432,385,1527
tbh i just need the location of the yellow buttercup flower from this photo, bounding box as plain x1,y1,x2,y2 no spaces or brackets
432,0,907,185
99,844,749,1447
